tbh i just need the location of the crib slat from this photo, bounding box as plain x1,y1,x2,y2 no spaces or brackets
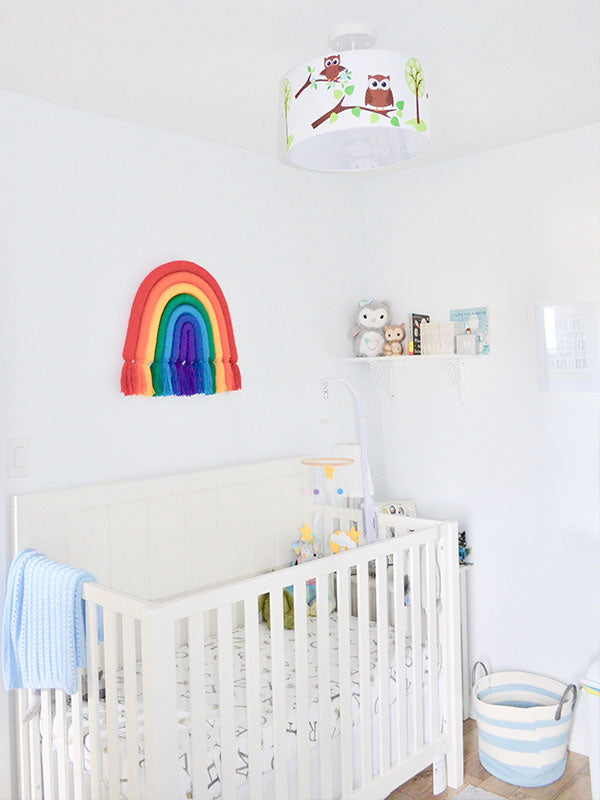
71,670,87,800
317,574,333,799
85,601,103,800
122,615,139,800
393,552,408,762
337,568,353,799
41,689,56,800
425,541,440,742
243,599,262,800
217,605,236,799
55,690,72,800
410,546,424,751
141,613,179,800
104,610,120,800
28,690,43,800
357,560,372,787
269,589,288,800
189,613,208,800
16,690,31,800
375,556,391,774
293,581,310,800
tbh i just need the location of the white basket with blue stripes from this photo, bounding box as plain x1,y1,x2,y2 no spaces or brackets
472,663,577,788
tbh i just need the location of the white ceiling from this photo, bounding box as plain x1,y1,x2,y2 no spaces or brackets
1,0,599,167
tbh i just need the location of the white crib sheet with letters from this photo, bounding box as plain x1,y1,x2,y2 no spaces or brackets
54,613,441,799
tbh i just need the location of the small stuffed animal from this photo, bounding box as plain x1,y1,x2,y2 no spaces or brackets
259,589,295,629
291,523,317,565
329,525,360,554
458,531,471,564
382,323,406,356
351,300,390,357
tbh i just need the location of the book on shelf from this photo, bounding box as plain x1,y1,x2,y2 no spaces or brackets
407,313,430,355
421,321,462,355
450,307,489,354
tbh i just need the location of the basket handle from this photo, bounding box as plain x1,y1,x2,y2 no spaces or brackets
471,660,489,687
555,684,577,721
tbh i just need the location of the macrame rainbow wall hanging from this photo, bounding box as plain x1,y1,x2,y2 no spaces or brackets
121,260,241,397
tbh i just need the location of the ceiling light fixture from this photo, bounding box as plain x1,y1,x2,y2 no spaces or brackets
281,24,430,172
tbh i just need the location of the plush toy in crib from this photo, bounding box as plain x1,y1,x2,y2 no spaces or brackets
274,580,336,619
329,525,360,554
307,581,336,616
351,300,390,357
458,530,472,564
291,522,317,565
382,323,406,356
259,589,295,630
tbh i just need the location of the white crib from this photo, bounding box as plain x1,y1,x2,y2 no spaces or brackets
10,456,464,800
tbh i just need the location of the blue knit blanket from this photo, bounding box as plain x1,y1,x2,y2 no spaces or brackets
3,550,101,695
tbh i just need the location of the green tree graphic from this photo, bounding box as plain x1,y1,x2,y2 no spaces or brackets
405,58,425,125
283,78,293,150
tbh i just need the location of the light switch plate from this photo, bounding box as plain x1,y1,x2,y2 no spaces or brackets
8,437,30,478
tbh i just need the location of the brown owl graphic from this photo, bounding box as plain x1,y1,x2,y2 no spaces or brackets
364,75,394,110
320,55,345,82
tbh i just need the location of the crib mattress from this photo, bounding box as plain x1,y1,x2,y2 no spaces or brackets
54,613,440,799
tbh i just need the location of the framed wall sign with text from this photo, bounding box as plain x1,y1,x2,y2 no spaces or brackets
535,300,600,392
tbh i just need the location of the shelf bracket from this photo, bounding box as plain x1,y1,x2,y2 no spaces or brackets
365,359,395,399
345,355,471,403
441,358,465,403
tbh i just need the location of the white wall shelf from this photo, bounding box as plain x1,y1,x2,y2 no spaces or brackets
343,354,481,400
341,354,479,363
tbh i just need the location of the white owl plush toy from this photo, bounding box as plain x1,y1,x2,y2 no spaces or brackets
351,300,390,357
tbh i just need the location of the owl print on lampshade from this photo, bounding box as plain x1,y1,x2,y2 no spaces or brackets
364,75,394,111
320,54,346,82
282,45,430,171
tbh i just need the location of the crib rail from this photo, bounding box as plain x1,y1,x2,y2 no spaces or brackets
15,519,463,800
140,520,462,800
15,587,148,800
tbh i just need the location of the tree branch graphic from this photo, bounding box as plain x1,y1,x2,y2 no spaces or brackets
295,76,330,99
312,100,404,129
292,63,414,134
294,65,352,100
294,63,350,99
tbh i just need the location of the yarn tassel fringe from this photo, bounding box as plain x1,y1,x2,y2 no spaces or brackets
122,358,239,396
121,360,153,396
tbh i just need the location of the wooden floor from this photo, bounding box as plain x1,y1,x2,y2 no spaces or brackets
387,719,592,800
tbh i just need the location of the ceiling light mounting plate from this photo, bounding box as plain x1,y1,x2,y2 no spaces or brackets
328,23,376,51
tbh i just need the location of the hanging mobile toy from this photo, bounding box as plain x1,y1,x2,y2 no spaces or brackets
300,456,354,497
300,455,355,556
320,379,378,543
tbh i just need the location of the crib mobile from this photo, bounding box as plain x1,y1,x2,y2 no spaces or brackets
299,455,361,557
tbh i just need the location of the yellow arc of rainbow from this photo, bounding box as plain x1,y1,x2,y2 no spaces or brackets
141,284,227,395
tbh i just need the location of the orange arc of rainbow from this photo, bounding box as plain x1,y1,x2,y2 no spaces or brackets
143,284,227,394
135,270,233,363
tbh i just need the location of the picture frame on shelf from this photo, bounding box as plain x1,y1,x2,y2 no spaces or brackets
450,306,490,354
378,498,417,537
376,499,417,571
377,499,416,517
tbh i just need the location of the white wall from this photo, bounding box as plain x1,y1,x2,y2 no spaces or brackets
0,91,367,796
361,124,600,753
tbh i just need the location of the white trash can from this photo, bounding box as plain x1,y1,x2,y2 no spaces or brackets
582,656,600,800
